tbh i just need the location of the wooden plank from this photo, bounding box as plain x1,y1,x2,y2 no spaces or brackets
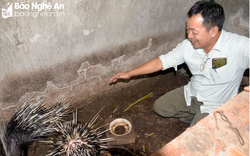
151,91,249,156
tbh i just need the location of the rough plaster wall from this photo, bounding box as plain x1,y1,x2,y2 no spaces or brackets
0,0,249,119
221,0,249,36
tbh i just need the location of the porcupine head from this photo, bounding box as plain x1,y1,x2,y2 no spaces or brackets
1,114,34,156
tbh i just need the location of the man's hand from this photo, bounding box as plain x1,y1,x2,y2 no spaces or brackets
109,72,131,83
108,58,163,84
244,86,249,92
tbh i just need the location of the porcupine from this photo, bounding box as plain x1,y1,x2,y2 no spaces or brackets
46,108,115,156
0,99,70,156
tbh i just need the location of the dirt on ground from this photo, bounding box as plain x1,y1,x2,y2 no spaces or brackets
25,69,190,156
72,69,191,156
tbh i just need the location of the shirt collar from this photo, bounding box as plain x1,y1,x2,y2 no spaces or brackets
211,29,225,52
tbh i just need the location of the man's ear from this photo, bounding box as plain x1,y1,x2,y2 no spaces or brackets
210,26,219,37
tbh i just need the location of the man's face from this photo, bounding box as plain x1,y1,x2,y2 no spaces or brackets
186,14,214,51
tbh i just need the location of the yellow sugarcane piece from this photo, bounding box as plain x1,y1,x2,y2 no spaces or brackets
145,133,154,138
92,120,101,129
123,92,154,112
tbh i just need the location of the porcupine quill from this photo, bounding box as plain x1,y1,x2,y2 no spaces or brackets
0,99,70,156
46,107,116,156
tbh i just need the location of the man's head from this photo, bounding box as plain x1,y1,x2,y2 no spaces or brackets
186,0,225,53
188,0,225,32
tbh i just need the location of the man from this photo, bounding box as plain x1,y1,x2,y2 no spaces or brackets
109,0,249,126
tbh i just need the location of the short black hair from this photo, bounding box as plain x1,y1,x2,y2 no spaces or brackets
188,0,225,31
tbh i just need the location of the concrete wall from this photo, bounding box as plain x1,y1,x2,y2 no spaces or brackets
0,0,249,119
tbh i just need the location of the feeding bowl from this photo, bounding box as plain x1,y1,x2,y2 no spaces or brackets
109,118,132,136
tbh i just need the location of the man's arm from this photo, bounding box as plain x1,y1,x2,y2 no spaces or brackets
109,57,163,83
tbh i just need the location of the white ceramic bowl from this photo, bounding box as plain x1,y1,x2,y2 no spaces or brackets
109,118,132,136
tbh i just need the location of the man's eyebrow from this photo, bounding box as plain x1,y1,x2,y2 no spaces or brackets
186,27,196,30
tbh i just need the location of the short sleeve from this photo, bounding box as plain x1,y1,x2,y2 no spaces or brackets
159,39,191,71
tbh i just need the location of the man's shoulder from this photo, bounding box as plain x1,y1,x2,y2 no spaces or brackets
222,30,249,57
223,30,249,42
